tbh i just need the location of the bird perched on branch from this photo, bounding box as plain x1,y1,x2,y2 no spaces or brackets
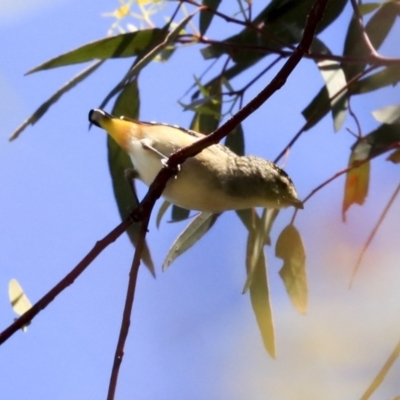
89,109,303,212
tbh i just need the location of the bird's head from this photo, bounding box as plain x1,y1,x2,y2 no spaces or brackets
89,109,135,152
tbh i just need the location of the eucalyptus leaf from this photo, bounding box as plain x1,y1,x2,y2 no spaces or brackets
9,60,103,141
163,212,218,270
247,239,275,357
27,29,166,73
110,79,155,274
372,104,400,124
275,225,307,314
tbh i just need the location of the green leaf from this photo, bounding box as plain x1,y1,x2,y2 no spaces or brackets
235,208,279,246
162,212,218,270
275,225,307,314
342,152,370,221
353,123,400,160
372,104,400,124
9,60,103,141
246,233,275,358
199,0,221,35
351,65,400,95
156,200,171,228
301,39,348,131
100,13,195,113
110,79,155,274
27,29,167,73
317,60,348,132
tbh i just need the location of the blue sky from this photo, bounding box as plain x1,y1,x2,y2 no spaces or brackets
1,1,400,399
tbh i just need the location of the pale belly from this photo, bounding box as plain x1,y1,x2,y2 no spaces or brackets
127,141,242,212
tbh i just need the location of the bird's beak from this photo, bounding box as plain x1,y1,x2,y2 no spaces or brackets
88,109,114,128
88,109,135,151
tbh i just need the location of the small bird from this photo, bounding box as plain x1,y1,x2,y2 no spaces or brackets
89,109,303,212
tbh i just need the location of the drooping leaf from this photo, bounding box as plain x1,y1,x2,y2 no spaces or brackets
9,60,103,141
162,212,218,270
27,29,167,73
372,104,400,124
342,152,370,221
275,225,307,314
199,0,221,36
243,209,277,293
109,79,155,274
246,233,275,358
235,208,279,246
317,60,348,132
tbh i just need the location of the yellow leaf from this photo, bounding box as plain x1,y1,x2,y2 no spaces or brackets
342,153,370,221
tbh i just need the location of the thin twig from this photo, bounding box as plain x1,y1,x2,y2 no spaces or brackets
273,65,377,164
0,216,135,345
359,335,400,400
349,0,379,58
347,99,363,138
107,211,151,400
349,182,400,288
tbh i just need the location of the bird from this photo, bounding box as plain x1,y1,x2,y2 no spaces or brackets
89,109,303,213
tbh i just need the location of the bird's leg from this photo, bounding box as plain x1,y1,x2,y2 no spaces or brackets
141,141,181,177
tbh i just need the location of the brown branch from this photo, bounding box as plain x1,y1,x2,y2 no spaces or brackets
0,216,135,345
349,0,379,58
106,166,172,399
107,209,151,400
178,35,400,66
